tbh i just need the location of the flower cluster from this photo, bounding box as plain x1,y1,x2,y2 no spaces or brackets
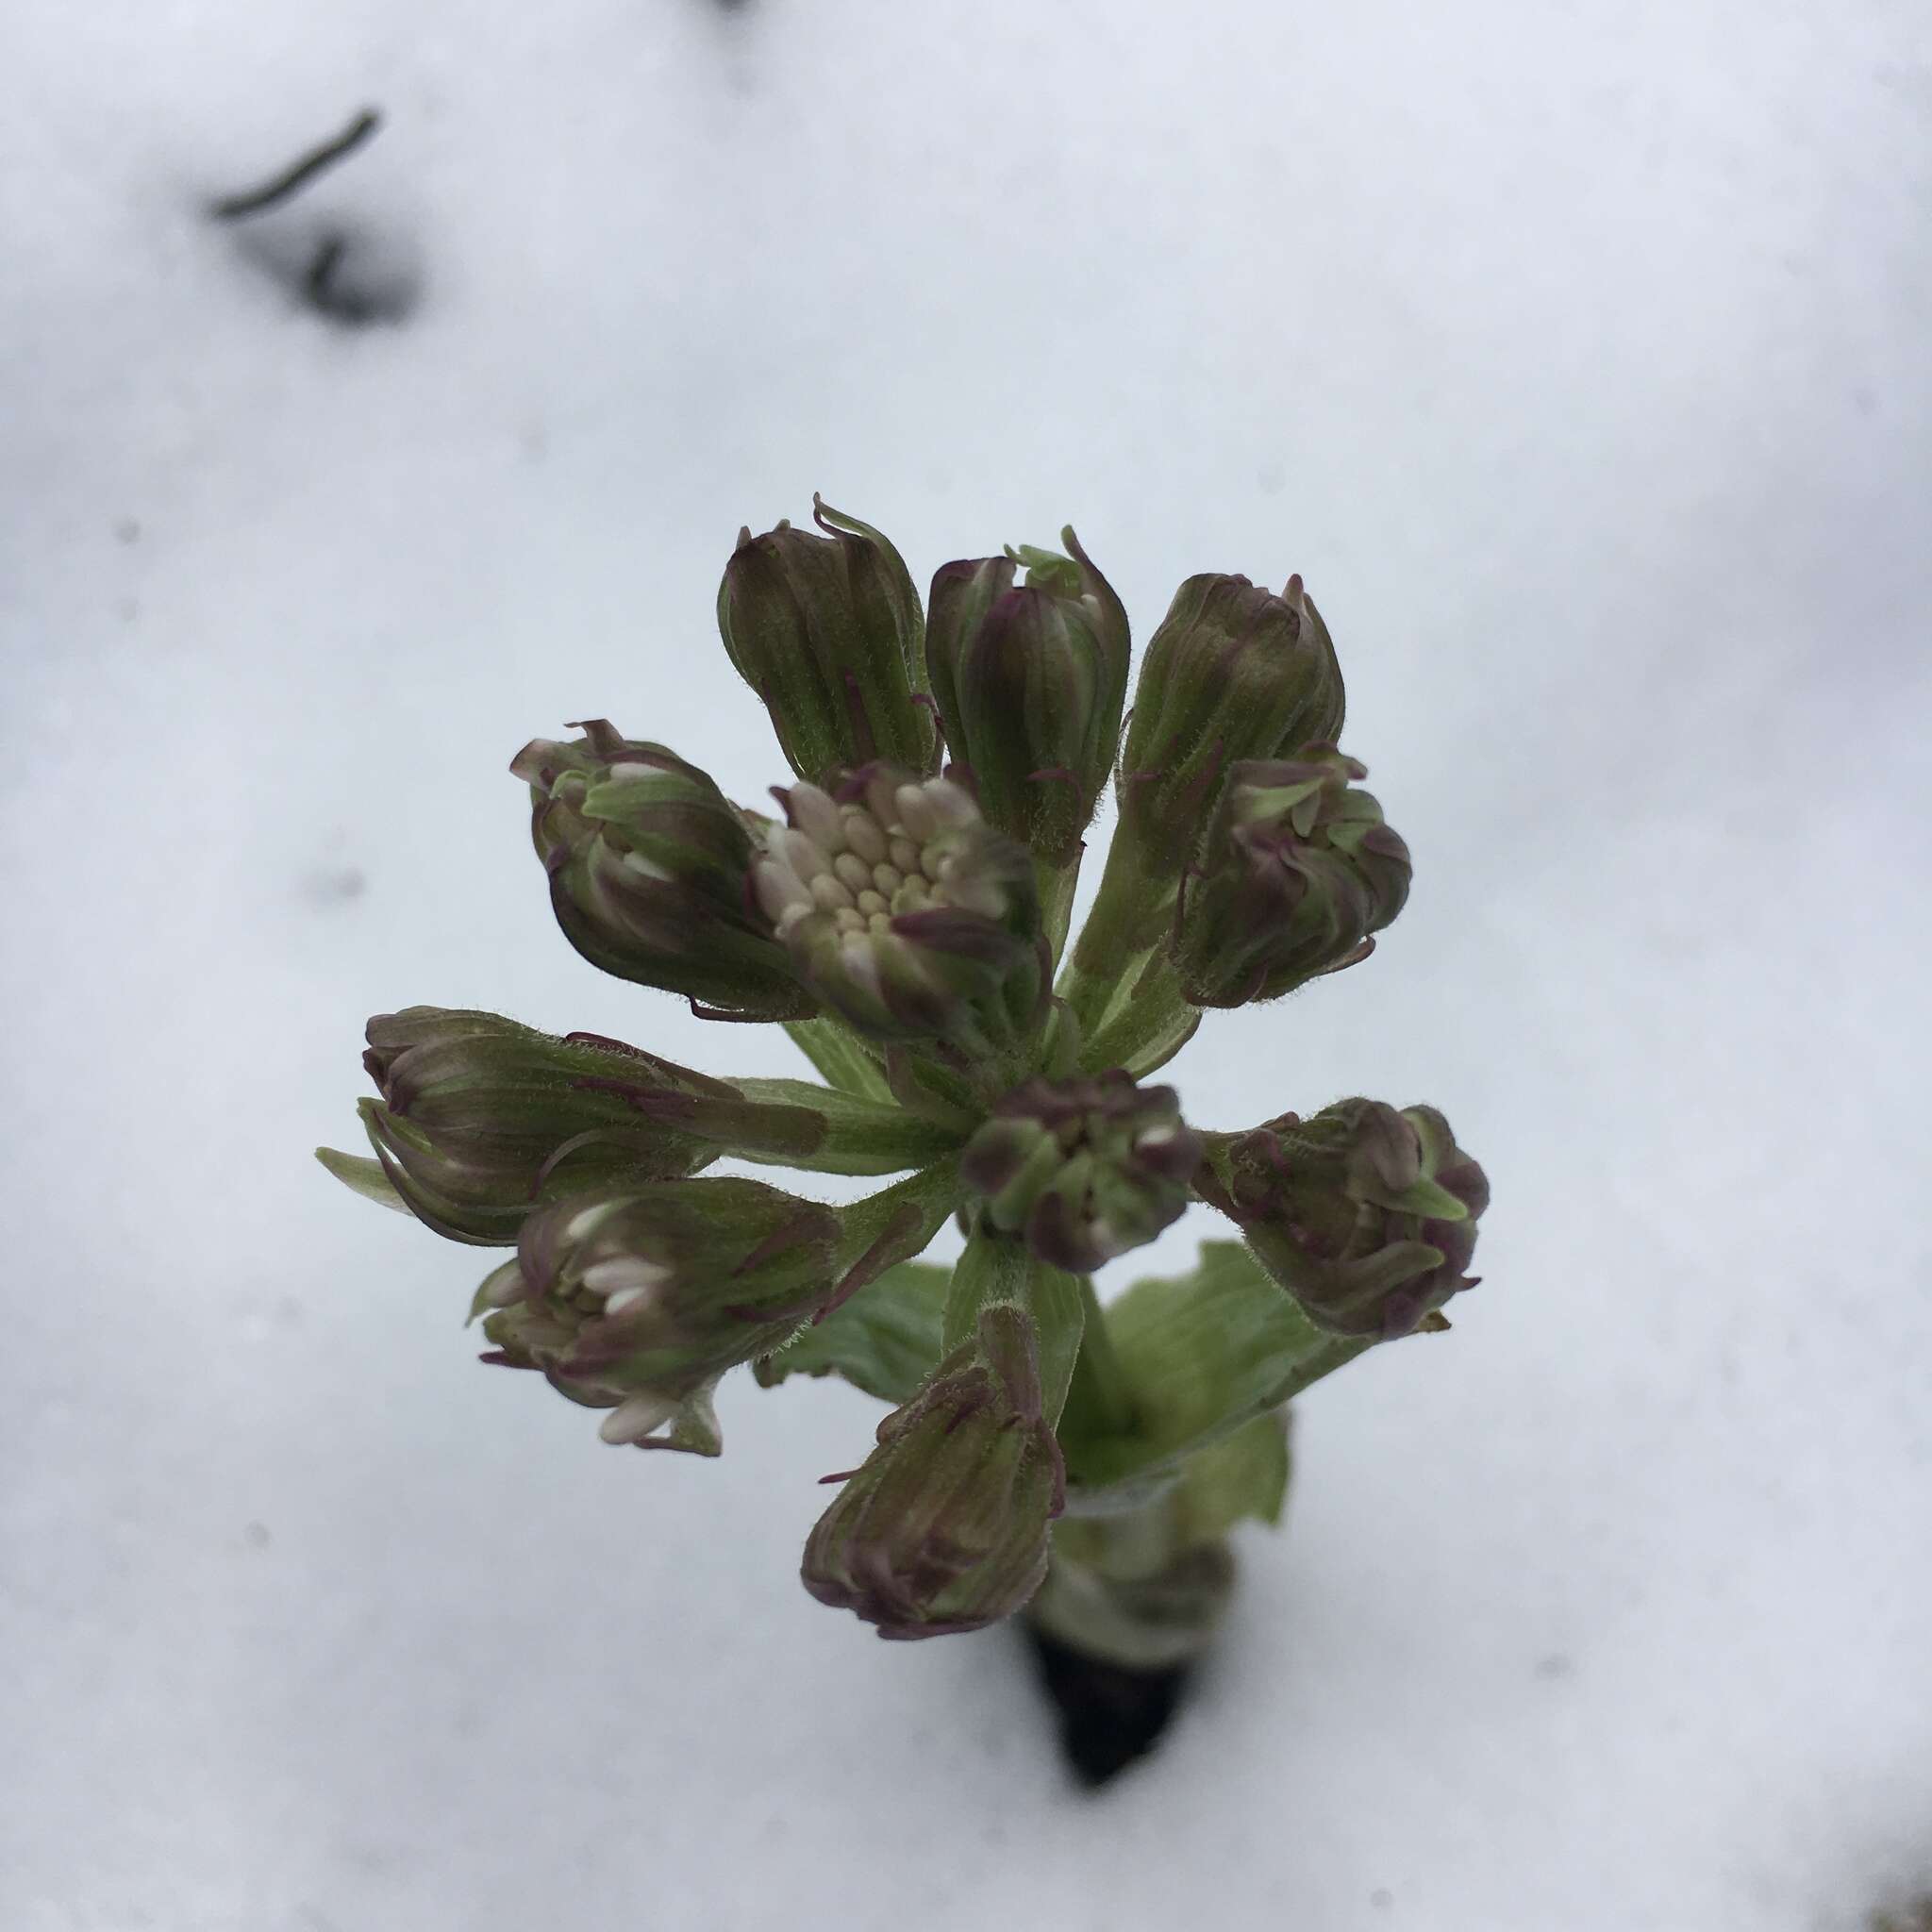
321,495,1491,1647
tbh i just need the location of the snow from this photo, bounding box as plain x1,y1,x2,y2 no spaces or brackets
3,2,1929,1927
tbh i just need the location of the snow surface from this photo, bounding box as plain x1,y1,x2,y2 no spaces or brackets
3,2,1930,1928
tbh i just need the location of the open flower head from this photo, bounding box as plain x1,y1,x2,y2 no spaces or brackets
753,764,1046,1055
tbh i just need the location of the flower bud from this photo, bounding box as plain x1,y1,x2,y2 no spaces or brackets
1174,746,1411,1007
960,1072,1200,1273
924,530,1129,866
356,1008,718,1243
512,723,808,1020
801,1303,1065,1638
1202,1099,1488,1338
478,1178,844,1450
1116,573,1345,873
752,764,1048,1057
717,497,936,782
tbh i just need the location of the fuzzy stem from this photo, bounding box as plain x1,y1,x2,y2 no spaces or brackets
1035,851,1084,969
943,1222,1085,1425
1064,833,1176,1020
1078,974,1199,1076
824,1158,964,1313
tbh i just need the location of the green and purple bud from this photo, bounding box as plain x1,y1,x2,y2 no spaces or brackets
801,1303,1065,1639
477,1177,844,1452
960,1072,1200,1273
513,723,808,1021
354,1008,719,1243
924,530,1129,867
1174,746,1411,1008
717,497,936,783
752,764,1048,1057
1116,573,1345,874
1198,1099,1488,1339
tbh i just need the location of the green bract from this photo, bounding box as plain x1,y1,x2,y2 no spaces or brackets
319,499,1492,1658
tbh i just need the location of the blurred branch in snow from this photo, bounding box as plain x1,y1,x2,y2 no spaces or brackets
209,108,382,221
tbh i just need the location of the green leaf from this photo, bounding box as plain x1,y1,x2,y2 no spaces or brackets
753,1260,950,1404
783,1018,891,1102
1060,1240,1368,1503
1169,1410,1291,1544
315,1146,410,1214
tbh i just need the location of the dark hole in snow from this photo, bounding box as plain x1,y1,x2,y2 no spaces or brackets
1021,1621,1192,1788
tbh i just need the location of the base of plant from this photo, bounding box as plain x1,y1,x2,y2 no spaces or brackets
1029,1535,1237,1672
1019,1529,1236,1784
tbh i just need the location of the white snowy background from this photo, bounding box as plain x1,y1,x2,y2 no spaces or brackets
4,2,1929,1928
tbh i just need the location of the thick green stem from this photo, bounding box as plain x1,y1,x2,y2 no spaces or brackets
1064,833,1176,1023
943,1221,1085,1424
1266,1329,1375,1405
1079,972,1200,1076
1035,851,1083,969
736,1077,966,1174
782,1017,891,1102
830,1158,964,1302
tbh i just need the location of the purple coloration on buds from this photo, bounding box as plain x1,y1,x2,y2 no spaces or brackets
1200,1099,1488,1339
479,1178,844,1452
924,530,1130,867
1174,746,1411,1008
801,1303,1066,1639
356,1008,719,1244
513,724,808,1020
960,1072,1200,1273
753,764,1048,1056
717,498,936,783
1117,573,1345,874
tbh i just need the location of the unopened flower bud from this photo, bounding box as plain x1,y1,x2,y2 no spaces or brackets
801,1303,1065,1638
512,723,808,1020
752,764,1047,1056
1174,746,1410,1007
479,1178,844,1450
717,497,936,782
1117,573,1345,873
924,530,1129,866
960,1072,1200,1272
356,1008,718,1243
1202,1099,1488,1338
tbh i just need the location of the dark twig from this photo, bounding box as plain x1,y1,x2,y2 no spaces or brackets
209,108,382,221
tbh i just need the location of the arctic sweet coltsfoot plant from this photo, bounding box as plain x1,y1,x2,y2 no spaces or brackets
320,496,1490,1678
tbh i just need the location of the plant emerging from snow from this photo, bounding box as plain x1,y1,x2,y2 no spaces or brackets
321,498,1490,1662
